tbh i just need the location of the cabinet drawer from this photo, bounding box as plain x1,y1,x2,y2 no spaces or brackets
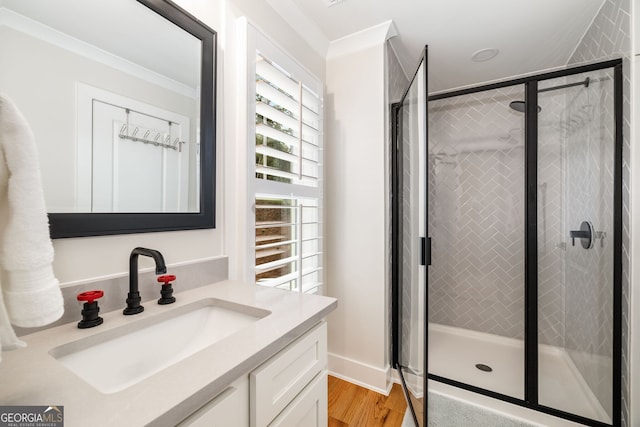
269,372,327,427
250,322,327,427
178,377,249,427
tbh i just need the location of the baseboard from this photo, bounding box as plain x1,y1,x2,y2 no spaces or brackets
327,352,392,395
391,367,401,384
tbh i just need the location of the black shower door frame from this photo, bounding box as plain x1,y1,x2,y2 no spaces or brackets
392,45,430,427
392,57,623,427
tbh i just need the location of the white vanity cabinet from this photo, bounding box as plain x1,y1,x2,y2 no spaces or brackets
178,377,249,426
266,373,327,427
250,321,328,427
178,321,328,427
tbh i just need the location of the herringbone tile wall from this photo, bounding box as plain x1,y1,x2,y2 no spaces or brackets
394,49,424,375
426,86,586,348
542,70,616,417
569,0,631,423
569,0,630,64
537,86,567,348
387,42,411,374
427,86,530,340
398,62,427,377
427,69,618,419
388,46,409,105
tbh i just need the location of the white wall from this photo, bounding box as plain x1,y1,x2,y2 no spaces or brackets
325,35,390,392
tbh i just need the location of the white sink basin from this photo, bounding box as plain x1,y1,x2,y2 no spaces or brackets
49,298,270,394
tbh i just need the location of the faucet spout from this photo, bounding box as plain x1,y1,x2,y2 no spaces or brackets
124,247,167,315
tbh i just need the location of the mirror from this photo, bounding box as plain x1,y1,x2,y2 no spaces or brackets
0,0,216,237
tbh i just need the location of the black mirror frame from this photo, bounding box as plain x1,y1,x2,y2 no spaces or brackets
49,0,216,238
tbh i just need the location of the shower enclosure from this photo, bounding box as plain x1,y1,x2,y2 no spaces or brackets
392,52,622,426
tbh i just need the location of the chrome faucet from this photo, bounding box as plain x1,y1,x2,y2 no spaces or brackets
124,247,167,315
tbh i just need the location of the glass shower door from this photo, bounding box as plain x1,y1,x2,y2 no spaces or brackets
427,85,526,400
394,54,427,427
537,68,618,424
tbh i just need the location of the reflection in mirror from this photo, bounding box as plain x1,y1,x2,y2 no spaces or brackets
0,0,216,236
1,0,200,213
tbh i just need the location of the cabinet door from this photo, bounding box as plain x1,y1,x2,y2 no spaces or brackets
269,373,327,427
178,377,249,427
251,322,327,427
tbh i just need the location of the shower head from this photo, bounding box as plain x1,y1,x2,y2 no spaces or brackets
509,101,542,113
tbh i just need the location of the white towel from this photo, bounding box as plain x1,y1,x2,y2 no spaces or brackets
0,94,64,362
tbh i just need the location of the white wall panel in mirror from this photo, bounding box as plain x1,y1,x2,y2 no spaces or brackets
77,84,196,213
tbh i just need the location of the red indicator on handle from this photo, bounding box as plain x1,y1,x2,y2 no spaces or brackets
77,290,104,303
157,275,176,284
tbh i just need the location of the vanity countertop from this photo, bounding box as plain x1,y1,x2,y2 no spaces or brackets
0,280,337,426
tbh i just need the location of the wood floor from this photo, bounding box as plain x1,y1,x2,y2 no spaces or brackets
328,376,408,427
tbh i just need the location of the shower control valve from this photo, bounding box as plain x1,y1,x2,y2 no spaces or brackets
569,221,594,249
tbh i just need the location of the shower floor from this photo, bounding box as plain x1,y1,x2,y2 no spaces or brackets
428,323,611,424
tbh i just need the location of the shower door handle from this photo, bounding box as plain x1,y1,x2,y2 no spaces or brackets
420,237,431,266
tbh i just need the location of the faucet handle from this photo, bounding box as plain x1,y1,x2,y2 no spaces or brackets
77,290,104,303
77,290,104,329
157,274,176,284
157,275,176,305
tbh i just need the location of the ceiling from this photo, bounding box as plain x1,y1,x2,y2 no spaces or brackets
267,0,606,93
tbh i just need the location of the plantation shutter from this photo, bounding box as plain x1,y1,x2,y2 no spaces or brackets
253,51,323,295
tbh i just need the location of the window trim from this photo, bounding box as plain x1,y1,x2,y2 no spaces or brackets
241,19,324,293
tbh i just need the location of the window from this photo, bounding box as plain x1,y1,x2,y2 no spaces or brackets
248,31,323,294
